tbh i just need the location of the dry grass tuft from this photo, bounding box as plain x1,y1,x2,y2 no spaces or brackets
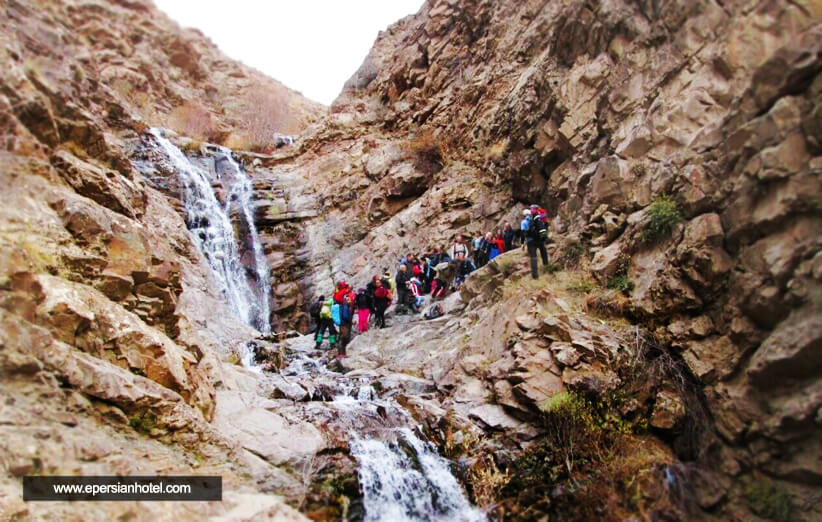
167,101,221,143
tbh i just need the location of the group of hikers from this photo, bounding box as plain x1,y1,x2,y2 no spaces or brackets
309,204,551,357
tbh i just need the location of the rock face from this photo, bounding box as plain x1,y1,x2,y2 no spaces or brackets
259,0,821,519
0,1,322,519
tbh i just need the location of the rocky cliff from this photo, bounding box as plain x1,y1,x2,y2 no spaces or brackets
1,0,324,519
263,0,822,519
1,0,821,520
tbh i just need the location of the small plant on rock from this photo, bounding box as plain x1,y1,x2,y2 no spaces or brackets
641,194,682,244
567,280,594,294
607,274,635,294
743,477,793,521
605,254,634,295
128,411,157,434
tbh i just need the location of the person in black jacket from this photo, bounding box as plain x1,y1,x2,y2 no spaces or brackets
503,222,517,250
454,253,476,288
355,288,371,333
395,264,411,314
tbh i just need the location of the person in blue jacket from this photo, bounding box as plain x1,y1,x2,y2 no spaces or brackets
337,293,355,358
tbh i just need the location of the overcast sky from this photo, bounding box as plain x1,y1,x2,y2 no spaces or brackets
153,0,423,105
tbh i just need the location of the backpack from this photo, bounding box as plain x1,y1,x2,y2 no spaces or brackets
424,304,444,320
309,300,322,319
331,303,341,325
356,291,369,308
319,299,333,319
529,216,548,241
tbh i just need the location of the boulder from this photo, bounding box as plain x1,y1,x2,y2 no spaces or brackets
682,336,740,384
590,239,624,281
747,309,822,387
468,404,522,430
212,391,324,466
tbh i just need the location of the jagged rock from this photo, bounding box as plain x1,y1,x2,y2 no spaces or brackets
468,404,521,430
681,336,740,384
650,389,686,430
51,150,145,219
551,342,580,367
667,315,715,340
590,239,625,281
541,315,572,342
747,309,822,388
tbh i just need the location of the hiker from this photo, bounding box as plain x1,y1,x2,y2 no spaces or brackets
395,264,411,314
355,287,371,333
471,233,484,257
450,234,469,261
373,279,390,328
491,230,506,259
431,274,448,299
408,277,424,313
383,271,395,297
521,207,550,279
473,234,488,268
315,296,338,349
333,281,348,304
365,276,378,308
454,252,476,288
309,295,324,336
338,293,355,358
420,257,435,293
430,246,450,267
503,222,516,250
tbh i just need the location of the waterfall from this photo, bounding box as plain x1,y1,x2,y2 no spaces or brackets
350,428,485,522
281,336,484,521
146,129,271,337
214,147,272,335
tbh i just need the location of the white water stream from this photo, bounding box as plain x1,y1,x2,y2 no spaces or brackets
282,338,486,522
146,129,272,343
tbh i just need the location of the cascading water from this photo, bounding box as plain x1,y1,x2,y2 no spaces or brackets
146,129,272,343
350,428,485,522
281,336,486,522
214,146,272,335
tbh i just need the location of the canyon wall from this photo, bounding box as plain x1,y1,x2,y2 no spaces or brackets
266,0,822,518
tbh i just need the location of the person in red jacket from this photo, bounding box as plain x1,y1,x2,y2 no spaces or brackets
373,279,390,328
333,281,349,304
493,231,506,254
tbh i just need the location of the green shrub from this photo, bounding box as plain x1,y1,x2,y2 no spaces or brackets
128,412,157,434
641,195,682,244
544,261,561,274
743,478,793,521
567,280,594,293
607,275,634,294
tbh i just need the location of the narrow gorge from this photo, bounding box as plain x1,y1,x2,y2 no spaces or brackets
1,0,820,521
